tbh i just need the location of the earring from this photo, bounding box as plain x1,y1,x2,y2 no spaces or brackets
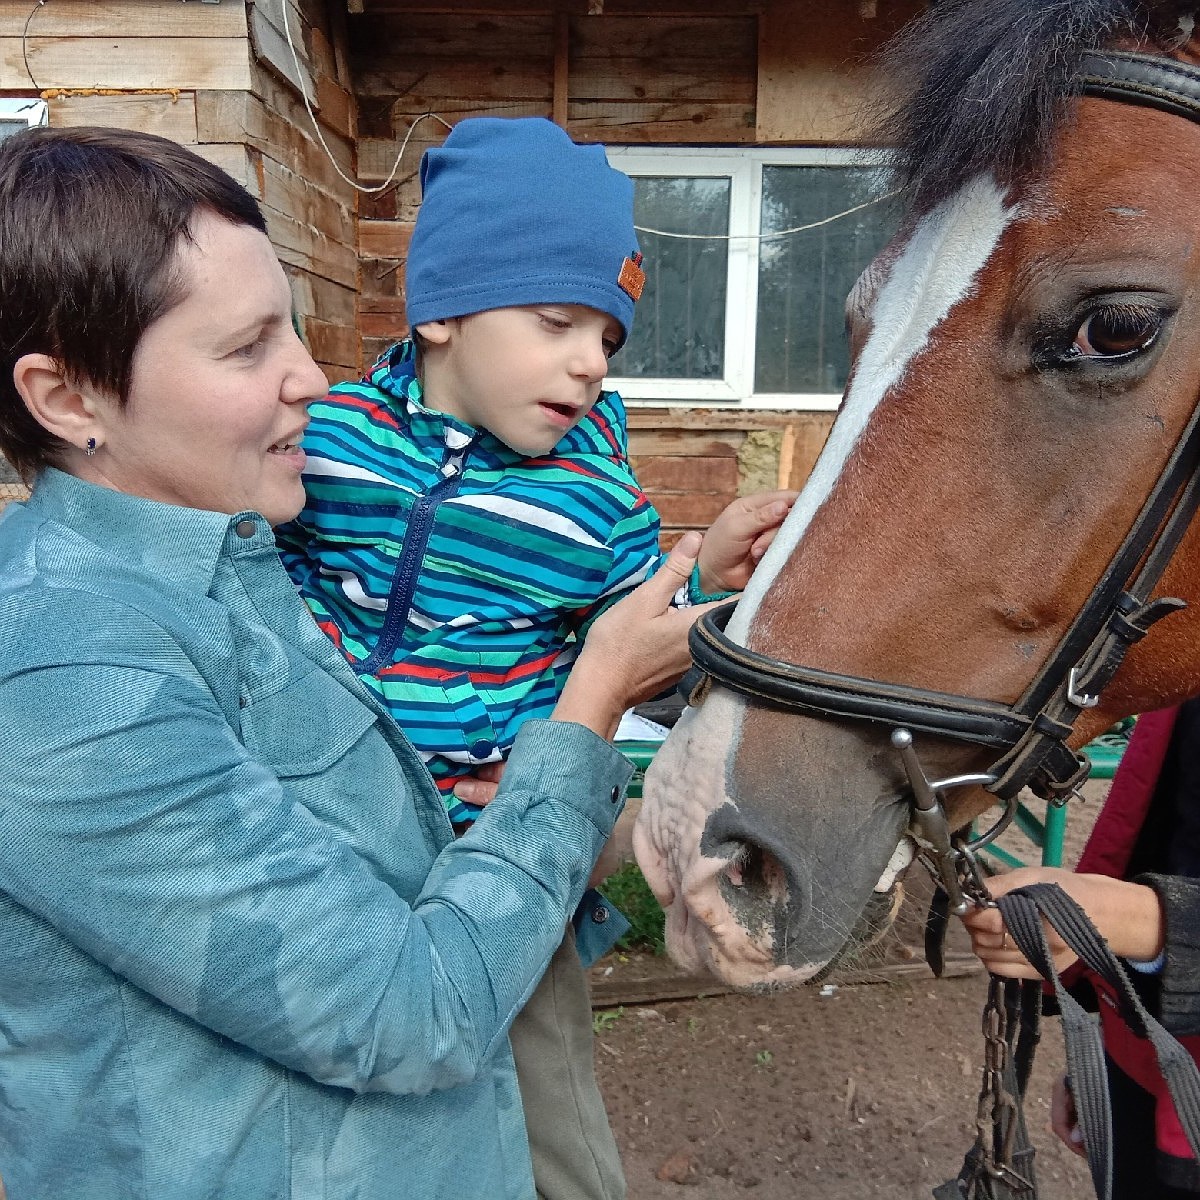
84,437,97,457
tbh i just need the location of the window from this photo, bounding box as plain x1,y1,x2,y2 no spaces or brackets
0,100,46,143
605,147,898,410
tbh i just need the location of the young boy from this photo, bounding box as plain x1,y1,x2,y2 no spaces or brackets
277,117,792,1200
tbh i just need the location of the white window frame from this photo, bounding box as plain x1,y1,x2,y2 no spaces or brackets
605,145,891,411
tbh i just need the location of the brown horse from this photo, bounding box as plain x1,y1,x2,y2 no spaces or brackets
635,0,1200,990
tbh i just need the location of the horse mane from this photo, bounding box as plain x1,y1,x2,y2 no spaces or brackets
872,0,1199,215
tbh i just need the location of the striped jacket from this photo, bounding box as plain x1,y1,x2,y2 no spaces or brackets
277,340,663,821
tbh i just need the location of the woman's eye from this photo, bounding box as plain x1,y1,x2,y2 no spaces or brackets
233,339,264,360
1069,304,1164,360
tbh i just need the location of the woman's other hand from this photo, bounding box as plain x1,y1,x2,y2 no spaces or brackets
554,531,716,739
1050,1073,1086,1157
960,866,1165,979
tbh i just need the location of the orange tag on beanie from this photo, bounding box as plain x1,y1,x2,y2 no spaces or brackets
618,251,645,301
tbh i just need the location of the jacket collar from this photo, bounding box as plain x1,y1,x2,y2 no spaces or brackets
25,468,273,595
367,340,528,469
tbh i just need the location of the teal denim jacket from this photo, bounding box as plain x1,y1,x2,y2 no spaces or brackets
0,470,632,1200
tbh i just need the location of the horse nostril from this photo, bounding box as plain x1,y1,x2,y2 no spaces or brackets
722,841,786,896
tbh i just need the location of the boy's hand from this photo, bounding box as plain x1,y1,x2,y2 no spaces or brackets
555,532,720,739
696,490,797,596
451,761,505,808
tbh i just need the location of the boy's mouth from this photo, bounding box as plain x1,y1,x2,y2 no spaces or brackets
539,401,579,428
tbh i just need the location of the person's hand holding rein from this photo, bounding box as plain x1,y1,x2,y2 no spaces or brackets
961,865,1166,978
555,531,714,741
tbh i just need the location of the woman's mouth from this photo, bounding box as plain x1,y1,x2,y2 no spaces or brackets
268,439,306,468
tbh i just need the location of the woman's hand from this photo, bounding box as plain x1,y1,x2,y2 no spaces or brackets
695,491,797,596
1050,1073,1086,1157
553,532,717,740
960,866,1165,979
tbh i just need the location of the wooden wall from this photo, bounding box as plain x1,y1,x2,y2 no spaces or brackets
0,0,359,385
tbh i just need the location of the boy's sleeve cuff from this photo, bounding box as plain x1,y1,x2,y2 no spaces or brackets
678,563,737,608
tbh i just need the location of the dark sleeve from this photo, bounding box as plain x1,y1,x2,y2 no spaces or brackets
1135,872,1200,1035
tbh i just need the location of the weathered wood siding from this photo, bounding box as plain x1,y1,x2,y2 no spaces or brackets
349,0,912,528
0,0,358,383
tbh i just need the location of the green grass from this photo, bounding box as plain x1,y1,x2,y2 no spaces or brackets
601,861,666,954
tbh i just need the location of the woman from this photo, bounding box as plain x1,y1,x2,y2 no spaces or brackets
0,125,706,1200
964,707,1200,1197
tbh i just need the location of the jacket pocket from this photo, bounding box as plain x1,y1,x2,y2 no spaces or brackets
240,663,377,778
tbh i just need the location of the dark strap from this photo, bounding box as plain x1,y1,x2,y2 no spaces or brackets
998,884,1200,1199
1080,51,1200,123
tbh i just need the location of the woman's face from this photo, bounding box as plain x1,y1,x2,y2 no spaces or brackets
89,211,329,526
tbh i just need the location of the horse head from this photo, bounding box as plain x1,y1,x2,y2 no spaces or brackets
635,0,1200,989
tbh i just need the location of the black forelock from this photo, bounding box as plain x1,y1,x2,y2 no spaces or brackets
870,0,1198,216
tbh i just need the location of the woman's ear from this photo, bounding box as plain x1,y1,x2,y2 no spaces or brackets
12,353,107,452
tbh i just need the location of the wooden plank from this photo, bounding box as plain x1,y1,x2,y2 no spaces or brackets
358,218,411,259
288,266,359,328
756,0,923,143
356,61,553,105
631,455,739,494
1,37,252,91
196,87,354,201
194,142,259,193
259,155,355,249
47,91,199,142
252,67,357,176
250,0,319,105
301,317,359,367
651,492,731,528
0,0,248,38
264,200,358,288
552,10,568,126
360,309,408,339
628,430,743,458
568,100,754,143
351,12,552,64
587,951,983,1009
570,15,756,104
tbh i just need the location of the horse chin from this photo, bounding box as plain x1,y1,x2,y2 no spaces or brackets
658,845,912,994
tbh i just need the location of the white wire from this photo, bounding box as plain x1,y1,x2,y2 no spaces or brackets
279,0,896,235
634,189,899,241
279,0,449,194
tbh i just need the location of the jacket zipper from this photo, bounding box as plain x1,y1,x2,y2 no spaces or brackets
359,441,472,675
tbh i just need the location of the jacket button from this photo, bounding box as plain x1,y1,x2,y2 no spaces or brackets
592,905,610,924
470,740,494,760
234,519,257,538
610,786,621,803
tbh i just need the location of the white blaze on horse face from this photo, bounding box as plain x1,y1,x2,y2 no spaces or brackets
728,175,1016,642
637,176,1018,985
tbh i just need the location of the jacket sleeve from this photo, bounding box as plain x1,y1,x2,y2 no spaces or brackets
0,597,631,1096
1136,872,1200,1036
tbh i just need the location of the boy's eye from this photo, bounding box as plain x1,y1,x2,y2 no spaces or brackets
538,312,572,331
602,338,619,359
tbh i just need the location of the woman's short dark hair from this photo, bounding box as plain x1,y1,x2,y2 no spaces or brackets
0,125,268,481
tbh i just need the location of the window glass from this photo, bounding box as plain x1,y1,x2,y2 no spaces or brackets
615,176,730,381
754,164,897,393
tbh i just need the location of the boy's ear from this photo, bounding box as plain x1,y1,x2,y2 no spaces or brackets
415,319,453,346
13,353,109,449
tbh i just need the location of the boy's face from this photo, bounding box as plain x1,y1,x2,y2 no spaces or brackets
417,305,622,456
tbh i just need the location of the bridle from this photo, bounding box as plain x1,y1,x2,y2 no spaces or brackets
683,49,1200,915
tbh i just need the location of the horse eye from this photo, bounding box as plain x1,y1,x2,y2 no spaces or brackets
1071,304,1163,359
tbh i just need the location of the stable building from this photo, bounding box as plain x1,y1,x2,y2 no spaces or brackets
0,0,922,525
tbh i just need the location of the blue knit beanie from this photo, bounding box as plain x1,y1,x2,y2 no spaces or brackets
405,117,643,347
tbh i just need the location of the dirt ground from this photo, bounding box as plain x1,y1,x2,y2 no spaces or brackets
591,782,1110,1200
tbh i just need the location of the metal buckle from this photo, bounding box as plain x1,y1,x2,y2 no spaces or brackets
1066,666,1100,709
